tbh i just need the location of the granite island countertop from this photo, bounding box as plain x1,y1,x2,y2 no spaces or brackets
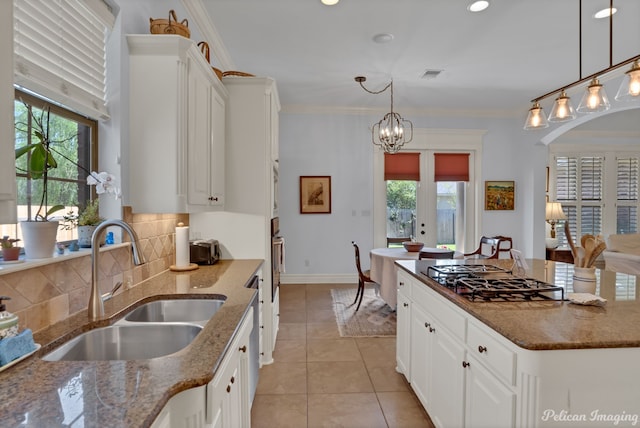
0,259,263,427
396,258,640,350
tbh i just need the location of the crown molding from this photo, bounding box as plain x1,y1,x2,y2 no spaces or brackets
181,0,236,70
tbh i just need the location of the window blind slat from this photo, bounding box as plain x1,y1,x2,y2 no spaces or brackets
14,0,111,120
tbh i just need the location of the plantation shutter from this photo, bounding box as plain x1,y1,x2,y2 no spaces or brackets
554,155,603,242
616,157,639,233
384,152,420,181
555,156,578,201
434,153,470,182
14,0,114,120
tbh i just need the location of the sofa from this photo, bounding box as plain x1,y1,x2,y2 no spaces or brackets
603,233,640,275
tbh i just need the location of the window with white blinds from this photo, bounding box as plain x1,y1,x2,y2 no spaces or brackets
13,0,114,120
616,157,639,234
553,152,639,245
555,155,604,246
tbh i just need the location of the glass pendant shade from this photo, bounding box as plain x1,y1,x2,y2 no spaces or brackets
577,78,610,112
523,102,549,129
615,60,640,101
548,91,576,122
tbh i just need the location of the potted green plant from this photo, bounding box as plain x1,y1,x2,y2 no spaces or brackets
77,199,105,248
1,236,21,261
15,101,120,258
14,104,64,259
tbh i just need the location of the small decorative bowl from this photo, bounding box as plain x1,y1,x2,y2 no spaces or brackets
403,241,424,252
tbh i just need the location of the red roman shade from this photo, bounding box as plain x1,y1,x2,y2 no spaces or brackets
434,153,470,182
384,152,420,181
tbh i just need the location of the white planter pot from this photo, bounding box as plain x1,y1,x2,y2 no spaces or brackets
20,221,59,259
78,225,100,248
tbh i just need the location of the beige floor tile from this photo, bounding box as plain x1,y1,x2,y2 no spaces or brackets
307,322,341,340
278,322,307,341
377,391,435,428
280,309,307,323
256,362,307,395
307,338,362,362
307,361,374,393
366,365,409,392
308,393,388,428
251,394,308,428
356,337,398,367
307,308,337,323
273,339,307,362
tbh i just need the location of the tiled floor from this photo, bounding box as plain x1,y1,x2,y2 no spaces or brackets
251,283,435,428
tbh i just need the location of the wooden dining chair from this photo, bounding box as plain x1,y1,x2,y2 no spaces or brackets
463,236,502,259
493,235,513,259
351,241,380,311
386,237,410,247
419,249,455,259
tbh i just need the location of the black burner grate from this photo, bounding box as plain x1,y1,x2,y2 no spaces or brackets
421,264,565,302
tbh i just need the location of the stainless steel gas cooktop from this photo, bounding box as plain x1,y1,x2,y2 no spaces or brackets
421,264,565,302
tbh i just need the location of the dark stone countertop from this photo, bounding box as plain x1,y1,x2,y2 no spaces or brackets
0,259,263,427
396,258,640,350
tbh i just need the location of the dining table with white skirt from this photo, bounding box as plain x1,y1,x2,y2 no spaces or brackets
369,247,462,308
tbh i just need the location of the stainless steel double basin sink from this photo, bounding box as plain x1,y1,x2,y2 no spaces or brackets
43,298,225,362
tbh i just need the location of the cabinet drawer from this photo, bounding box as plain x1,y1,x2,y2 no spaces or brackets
412,282,466,341
467,320,516,385
397,270,412,299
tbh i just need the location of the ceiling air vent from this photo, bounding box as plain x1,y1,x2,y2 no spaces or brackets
421,69,442,80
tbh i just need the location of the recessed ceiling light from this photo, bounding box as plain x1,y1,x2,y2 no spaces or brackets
321,0,339,5
467,1,489,12
594,7,617,19
372,33,394,44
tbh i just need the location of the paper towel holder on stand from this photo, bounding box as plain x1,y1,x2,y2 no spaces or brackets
170,222,199,272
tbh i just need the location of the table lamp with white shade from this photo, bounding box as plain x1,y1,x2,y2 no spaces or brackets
545,202,567,248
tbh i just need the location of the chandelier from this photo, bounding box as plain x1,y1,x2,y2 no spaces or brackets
524,0,640,130
355,76,413,154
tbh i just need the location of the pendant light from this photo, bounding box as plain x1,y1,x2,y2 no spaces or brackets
548,90,577,122
577,77,610,112
355,76,413,154
615,59,640,100
523,102,549,130
524,0,639,130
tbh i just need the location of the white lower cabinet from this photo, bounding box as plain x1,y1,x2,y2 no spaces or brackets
395,277,411,377
464,353,516,428
150,385,207,428
207,309,253,428
151,310,253,428
397,270,515,428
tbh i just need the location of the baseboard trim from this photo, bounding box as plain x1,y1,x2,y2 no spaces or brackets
281,273,357,284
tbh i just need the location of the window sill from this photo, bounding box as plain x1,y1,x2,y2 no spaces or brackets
0,243,130,275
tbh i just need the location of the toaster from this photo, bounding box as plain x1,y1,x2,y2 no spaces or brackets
189,239,221,265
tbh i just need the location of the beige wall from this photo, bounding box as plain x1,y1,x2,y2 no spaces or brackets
0,208,188,333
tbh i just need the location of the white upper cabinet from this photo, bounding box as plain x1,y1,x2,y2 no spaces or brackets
223,77,280,216
127,35,227,213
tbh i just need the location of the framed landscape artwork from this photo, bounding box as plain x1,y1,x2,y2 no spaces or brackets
485,181,515,210
300,176,331,214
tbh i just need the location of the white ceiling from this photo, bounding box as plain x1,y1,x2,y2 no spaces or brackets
202,0,639,127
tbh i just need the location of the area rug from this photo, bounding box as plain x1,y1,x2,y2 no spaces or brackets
331,288,396,337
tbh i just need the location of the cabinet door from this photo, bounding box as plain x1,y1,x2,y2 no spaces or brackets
187,59,213,206
209,86,226,206
429,326,466,428
396,289,411,377
465,354,515,428
410,303,432,410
